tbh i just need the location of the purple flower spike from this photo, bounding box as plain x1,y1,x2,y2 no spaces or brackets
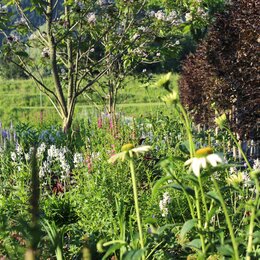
97,117,102,129
2,130,7,139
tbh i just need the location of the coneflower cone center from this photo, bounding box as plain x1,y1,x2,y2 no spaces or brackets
195,147,213,157
121,143,134,152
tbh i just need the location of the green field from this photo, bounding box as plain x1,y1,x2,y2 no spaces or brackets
0,75,179,126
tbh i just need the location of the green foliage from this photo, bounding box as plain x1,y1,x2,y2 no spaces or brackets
0,0,226,130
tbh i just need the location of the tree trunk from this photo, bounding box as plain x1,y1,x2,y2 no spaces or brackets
62,115,73,133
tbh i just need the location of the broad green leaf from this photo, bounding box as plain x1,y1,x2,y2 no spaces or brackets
180,219,197,239
152,175,172,197
253,231,260,245
179,140,190,155
218,244,234,256
163,183,195,197
157,224,175,235
183,25,191,34
123,248,146,260
186,238,201,249
102,243,126,260
206,191,221,203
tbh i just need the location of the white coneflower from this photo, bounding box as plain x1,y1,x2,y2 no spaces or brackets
226,172,243,186
108,144,151,163
184,147,224,177
161,89,179,105
215,113,227,129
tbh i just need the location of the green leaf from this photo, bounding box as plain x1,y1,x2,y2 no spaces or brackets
180,219,197,239
253,231,260,245
157,224,175,235
207,206,218,222
206,191,221,203
123,248,146,260
152,175,172,198
183,25,191,34
218,244,234,256
15,51,29,58
102,243,126,260
179,140,190,155
186,238,201,249
163,183,195,197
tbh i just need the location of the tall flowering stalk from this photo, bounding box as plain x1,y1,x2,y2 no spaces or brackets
162,86,207,254
216,113,259,260
25,147,40,260
108,144,151,257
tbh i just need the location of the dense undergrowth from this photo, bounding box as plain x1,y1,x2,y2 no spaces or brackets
0,104,259,259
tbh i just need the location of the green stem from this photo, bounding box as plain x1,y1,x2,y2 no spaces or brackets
178,104,195,157
176,104,206,252
195,186,206,254
246,176,259,260
212,178,239,260
224,126,252,171
129,159,145,256
172,174,195,219
198,176,209,229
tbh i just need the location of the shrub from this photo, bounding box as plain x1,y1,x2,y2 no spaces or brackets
179,0,260,140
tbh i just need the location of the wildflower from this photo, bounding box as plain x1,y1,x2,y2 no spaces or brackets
185,12,192,21
184,147,224,177
47,145,58,158
11,152,17,162
108,144,151,163
15,144,23,156
97,117,102,128
215,113,227,128
155,72,172,91
155,10,166,21
73,152,84,168
226,172,243,186
87,12,96,24
37,142,46,157
166,10,177,22
161,89,179,105
24,153,30,161
253,159,260,170
159,192,171,217
86,155,92,173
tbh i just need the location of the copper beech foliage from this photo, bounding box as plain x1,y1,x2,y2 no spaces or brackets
179,0,259,140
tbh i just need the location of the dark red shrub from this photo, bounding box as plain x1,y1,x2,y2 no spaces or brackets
179,0,260,140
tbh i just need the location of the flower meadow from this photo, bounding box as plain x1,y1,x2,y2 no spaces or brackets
0,97,259,260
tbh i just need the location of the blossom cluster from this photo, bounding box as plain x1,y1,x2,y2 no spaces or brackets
148,10,183,25
8,140,85,182
159,192,171,217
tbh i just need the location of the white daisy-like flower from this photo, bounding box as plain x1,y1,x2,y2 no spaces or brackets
108,144,152,163
226,172,243,186
184,147,224,177
161,89,179,104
